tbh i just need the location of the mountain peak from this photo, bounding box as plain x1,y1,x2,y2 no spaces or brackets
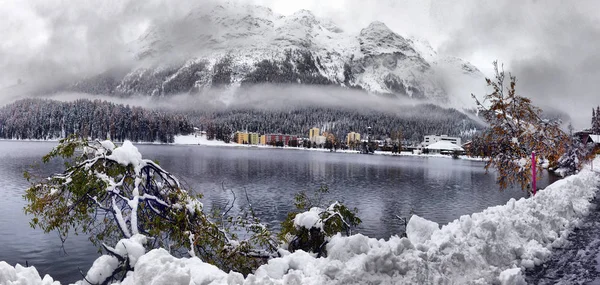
285,9,319,29
292,9,316,17
364,21,393,33
358,21,416,57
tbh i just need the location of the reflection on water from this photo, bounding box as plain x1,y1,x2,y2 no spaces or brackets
135,145,557,238
0,141,558,283
0,141,101,284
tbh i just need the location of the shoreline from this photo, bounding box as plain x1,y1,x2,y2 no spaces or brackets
171,134,486,161
0,136,485,162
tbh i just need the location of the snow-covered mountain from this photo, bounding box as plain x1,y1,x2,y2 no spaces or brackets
71,3,486,107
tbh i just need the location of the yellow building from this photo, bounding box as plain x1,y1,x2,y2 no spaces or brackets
259,135,266,145
309,127,320,142
235,132,259,144
347,132,361,146
249,133,259,145
234,132,249,144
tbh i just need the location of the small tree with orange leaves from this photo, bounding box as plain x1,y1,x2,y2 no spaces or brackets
472,61,568,190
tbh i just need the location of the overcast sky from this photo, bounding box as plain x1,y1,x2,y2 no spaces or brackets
1,0,599,128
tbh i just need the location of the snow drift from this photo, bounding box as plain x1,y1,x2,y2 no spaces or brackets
3,159,599,284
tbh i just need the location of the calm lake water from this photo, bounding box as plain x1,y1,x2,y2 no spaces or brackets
0,141,559,283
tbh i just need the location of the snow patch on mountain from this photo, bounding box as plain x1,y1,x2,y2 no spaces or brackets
72,2,487,109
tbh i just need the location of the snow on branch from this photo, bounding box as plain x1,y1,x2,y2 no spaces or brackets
24,136,279,278
471,61,569,190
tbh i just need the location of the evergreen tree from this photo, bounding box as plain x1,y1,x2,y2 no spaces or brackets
594,106,600,134
557,139,594,176
592,108,597,133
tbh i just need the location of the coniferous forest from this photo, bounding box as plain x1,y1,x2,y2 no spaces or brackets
0,98,482,143
0,98,193,143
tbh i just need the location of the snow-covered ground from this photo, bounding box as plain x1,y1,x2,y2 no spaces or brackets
3,157,599,284
525,180,600,284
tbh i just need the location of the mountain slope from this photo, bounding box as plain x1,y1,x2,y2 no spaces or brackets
69,3,485,108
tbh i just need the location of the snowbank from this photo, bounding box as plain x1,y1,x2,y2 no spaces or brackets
0,262,59,285
405,214,440,245
5,159,599,284
241,162,599,284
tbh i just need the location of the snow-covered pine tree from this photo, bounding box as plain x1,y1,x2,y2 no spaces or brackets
593,106,600,134
557,140,594,176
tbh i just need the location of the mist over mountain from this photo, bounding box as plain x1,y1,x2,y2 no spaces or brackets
0,2,524,142
44,2,486,110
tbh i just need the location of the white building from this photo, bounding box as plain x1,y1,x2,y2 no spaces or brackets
422,135,461,147
425,141,465,154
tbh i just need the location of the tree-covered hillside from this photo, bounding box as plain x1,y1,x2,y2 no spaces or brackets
0,99,193,142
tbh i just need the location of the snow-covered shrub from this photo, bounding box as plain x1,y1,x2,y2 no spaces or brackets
279,185,361,256
24,136,278,282
556,140,594,177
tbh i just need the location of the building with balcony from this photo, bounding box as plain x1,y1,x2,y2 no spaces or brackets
248,133,259,145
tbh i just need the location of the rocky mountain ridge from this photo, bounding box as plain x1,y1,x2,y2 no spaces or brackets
69,3,486,108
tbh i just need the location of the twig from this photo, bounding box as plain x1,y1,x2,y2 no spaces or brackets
221,182,236,218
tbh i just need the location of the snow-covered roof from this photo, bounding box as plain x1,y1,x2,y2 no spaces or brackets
425,140,464,151
589,135,600,143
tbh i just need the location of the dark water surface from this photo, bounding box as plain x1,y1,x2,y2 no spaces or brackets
0,141,559,283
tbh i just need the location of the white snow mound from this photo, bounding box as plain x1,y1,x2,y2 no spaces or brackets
294,207,324,230
0,261,59,285
107,140,145,172
498,267,527,285
118,248,244,285
406,214,440,245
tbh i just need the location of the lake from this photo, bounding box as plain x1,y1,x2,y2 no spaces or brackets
0,141,559,283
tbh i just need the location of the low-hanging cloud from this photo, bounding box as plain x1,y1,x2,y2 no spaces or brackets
0,0,213,90
2,0,598,129
432,0,600,129
41,84,430,116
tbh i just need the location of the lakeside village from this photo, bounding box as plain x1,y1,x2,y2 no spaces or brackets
191,126,600,158
194,126,469,156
